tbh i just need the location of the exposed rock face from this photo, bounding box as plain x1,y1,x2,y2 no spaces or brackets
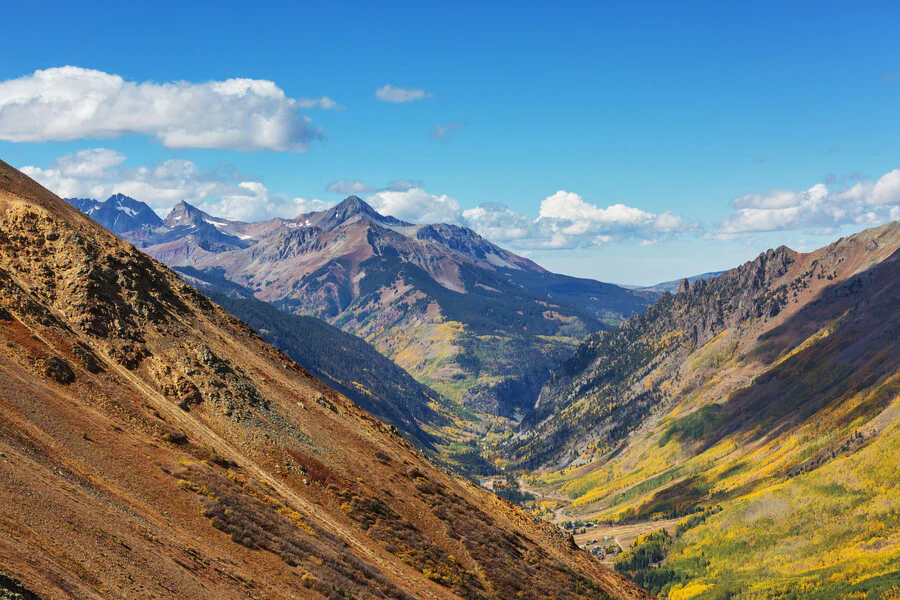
1,159,652,599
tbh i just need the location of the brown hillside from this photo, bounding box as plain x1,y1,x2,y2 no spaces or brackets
0,159,650,599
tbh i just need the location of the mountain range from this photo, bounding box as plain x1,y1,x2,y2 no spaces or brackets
31,167,900,599
65,193,656,417
69,192,165,238
508,220,900,598
0,159,650,599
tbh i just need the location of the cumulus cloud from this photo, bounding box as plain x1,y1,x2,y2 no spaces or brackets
0,66,327,151
430,121,466,140
362,187,689,249
458,191,688,249
375,84,433,103
298,96,344,110
367,187,462,224
868,170,900,205
325,179,375,194
719,169,900,235
196,181,331,222
461,202,568,248
20,148,330,221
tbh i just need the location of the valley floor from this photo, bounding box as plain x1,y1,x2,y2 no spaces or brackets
572,520,681,565
518,475,680,564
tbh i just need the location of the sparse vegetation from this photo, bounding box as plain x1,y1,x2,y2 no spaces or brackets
170,460,413,599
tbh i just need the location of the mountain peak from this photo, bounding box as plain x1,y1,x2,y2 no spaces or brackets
164,200,209,227
170,199,197,213
339,195,366,206
305,195,412,231
106,192,137,203
64,191,163,233
332,195,380,218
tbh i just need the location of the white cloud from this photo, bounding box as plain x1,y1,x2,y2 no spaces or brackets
297,96,344,110
23,150,691,249
461,203,538,243
430,121,466,140
375,84,433,103
0,66,326,151
522,191,688,247
382,189,689,250
367,187,461,224
868,169,900,205
720,170,900,234
362,187,689,248
325,179,375,194
461,202,570,249
20,148,330,221
539,191,656,232
201,181,332,222
384,179,424,192
732,189,807,210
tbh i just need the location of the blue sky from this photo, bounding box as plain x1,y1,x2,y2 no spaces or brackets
1,0,898,284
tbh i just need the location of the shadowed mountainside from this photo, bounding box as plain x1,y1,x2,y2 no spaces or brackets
201,288,474,450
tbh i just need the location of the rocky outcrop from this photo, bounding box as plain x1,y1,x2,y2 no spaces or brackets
508,224,900,468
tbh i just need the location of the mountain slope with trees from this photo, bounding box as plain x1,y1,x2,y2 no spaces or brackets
507,221,900,598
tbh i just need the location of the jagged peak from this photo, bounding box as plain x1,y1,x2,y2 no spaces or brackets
304,195,412,231
102,193,159,216
166,200,208,218
106,192,139,203
327,195,383,220
169,199,199,213
164,200,211,228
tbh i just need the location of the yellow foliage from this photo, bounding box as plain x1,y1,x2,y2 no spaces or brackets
669,583,712,599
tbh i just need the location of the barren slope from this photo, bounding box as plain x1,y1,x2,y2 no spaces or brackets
0,160,649,599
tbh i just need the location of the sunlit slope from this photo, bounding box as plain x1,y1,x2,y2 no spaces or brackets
0,159,651,599
511,222,899,598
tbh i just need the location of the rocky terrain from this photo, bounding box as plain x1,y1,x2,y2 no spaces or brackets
200,289,484,454
67,194,655,417
1,160,651,599
508,223,899,468
635,271,724,294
